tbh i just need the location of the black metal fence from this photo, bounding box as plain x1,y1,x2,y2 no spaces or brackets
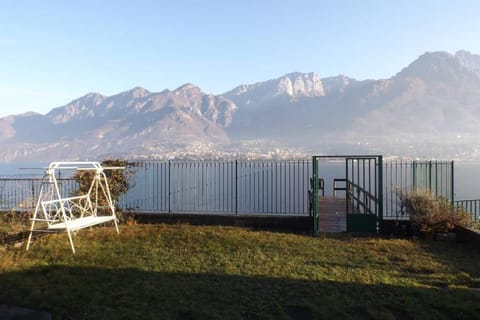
382,160,454,220
0,159,463,222
0,178,78,211
453,199,480,222
120,160,312,215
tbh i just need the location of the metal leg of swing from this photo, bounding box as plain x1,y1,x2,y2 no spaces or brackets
26,225,35,251
26,211,39,251
66,228,76,254
113,218,120,234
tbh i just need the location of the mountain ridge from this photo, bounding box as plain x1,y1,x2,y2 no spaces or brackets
2,50,480,161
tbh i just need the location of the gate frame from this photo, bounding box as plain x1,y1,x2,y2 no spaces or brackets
312,155,383,236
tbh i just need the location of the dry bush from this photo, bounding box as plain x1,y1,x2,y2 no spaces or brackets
0,209,31,233
402,190,471,234
73,159,130,209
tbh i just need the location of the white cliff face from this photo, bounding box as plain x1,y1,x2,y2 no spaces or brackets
276,77,294,96
276,73,324,97
224,72,325,108
322,75,356,95
289,72,324,97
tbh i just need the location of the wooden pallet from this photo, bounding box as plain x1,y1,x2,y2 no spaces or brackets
318,197,347,233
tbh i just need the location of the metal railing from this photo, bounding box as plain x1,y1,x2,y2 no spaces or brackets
0,178,78,211
0,159,462,222
333,178,347,197
453,199,480,222
383,160,454,220
120,160,313,215
347,180,376,215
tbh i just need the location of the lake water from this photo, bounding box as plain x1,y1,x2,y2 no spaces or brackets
0,162,50,178
452,161,480,200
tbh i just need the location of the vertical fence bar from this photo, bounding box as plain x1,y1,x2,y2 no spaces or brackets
346,159,350,215
168,160,171,213
412,160,416,192
378,156,383,229
31,179,36,209
312,157,319,236
450,161,455,205
235,160,238,215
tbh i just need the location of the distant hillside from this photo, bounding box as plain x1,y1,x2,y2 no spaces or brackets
225,51,480,145
1,50,480,161
0,85,236,161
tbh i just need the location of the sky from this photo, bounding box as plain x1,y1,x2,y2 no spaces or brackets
1,0,479,118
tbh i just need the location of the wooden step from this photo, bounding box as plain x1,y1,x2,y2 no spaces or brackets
318,197,346,233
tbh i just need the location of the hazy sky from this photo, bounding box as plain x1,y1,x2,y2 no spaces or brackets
1,0,479,118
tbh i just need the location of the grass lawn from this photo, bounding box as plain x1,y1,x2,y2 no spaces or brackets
1,223,480,319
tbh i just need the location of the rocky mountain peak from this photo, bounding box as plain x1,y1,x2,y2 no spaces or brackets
394,50,480,85
455,50,480,77
175,83,201,92
126,86,151,98
396,51,454,77
224,72,324,108
171,83,203,101
322,75,356,95
47,92,106,124
277,72,324,97
73,92,106,105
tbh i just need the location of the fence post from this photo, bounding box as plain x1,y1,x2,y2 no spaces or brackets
412,160,416,191
450,160,455,205
235,160,238,215
168,160,171,213
378,156,383,233
31,179,36,209
428,160,432,193
312,156,319,237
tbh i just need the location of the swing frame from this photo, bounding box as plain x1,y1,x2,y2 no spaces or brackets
26,161,122,254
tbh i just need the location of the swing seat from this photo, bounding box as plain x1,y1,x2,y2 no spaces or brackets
37,195,117,232
47,215,116,231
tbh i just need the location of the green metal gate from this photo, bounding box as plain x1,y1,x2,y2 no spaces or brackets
345,156,383,233
312,155,383,235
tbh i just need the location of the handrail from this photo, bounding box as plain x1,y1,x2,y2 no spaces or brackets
346,180,377,215
333,178,347,197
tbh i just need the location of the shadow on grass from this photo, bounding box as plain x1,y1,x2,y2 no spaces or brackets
414,240,480,288
0,266,479,320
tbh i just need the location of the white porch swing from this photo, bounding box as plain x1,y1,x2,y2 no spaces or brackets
26,161,123,254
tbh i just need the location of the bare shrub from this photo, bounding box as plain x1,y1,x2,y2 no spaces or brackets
402,190,471,235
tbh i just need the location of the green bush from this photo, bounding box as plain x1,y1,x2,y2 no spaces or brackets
402,190,470,235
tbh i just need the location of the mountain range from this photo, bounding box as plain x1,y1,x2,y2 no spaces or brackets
1,50,480,162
